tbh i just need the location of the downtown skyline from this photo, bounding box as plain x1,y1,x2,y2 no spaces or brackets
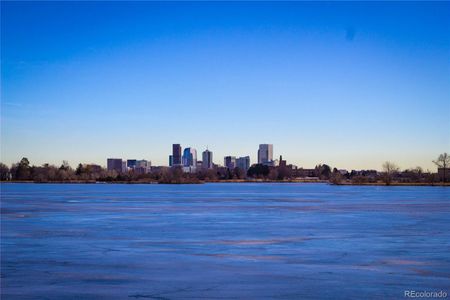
1,2,449,170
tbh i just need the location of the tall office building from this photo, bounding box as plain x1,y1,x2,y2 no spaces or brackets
258,144,273,165
182,148,197,167
224,156,236,169
172,144,182,166
202,149,213,169
107,158,123,173
236,156,250,171
169,155,173,167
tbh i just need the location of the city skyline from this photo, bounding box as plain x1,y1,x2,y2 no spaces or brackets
1,2,449,170
1,140,448,172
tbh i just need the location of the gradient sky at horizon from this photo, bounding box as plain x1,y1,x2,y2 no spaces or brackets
1,1,449,170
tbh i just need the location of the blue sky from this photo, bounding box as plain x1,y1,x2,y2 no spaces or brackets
1,1,449,170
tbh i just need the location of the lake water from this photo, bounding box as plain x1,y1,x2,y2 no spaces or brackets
1,183,449,299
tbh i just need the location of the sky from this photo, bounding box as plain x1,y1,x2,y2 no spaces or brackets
1,1,449,171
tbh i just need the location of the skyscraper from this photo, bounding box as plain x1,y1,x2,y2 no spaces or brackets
236,156,250,171
224,156,236,169
202,149,213,169
258,144,273,165
172,144,182,166
182,147,197,167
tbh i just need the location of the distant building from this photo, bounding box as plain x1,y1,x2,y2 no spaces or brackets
224,156,236,169
122,161,127,173
272,159,279,167
202,149,213,169
279,155,287,168
350,170,378,177
107,158,123,173
258,144,273,165
86,164,102,173
151,166,169,173
134,167,147,175
182,148,197,168
182,166,197,173
136,159,150,168
295,168,316,178
169,155,173,167
127,159,137,169
172,144,182,166
438,168,449,182
236,156,250,170
338,169,348,176
135,160,151,173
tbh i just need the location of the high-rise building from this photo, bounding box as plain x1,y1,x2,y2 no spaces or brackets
202,149,213,169
169,155,173,167
224,156,236,169
182,148,197,167
172,144,182,166
107,158,123,173
236,156,250,171
258,144,273,165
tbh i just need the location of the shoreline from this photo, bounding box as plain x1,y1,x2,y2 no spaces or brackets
1,180,449,186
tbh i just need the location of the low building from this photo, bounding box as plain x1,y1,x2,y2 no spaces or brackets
294,168,316,178
338,169,348,176
134,167,148,175
86,164,102,173
438,168,449,182
107,158,123,173
136,160,151,173
278,155,286,168
183,166,197,173
127,159,137,169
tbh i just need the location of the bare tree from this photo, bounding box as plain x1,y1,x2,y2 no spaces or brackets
433,153,450,182
382,161,399,185
330,172,343,185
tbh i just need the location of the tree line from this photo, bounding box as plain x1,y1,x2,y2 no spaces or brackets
0,153,448,185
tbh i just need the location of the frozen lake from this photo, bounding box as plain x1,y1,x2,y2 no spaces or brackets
1,183,449,299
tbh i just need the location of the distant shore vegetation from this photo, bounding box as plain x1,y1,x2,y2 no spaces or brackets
0,153,448,186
